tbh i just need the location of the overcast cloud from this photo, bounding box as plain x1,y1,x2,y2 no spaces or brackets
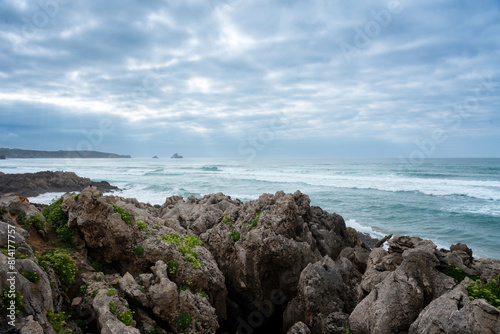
0,0,499,158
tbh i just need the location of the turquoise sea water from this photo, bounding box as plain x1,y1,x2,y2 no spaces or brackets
1,158,499,259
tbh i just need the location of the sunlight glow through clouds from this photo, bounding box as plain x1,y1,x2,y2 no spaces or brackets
0,0,499,157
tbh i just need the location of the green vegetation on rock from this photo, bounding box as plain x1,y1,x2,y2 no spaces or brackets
444,265,479,283
109,301,117,314
167,260,179,274
26,214,45,232
11,210,26,225
222,215,233,226
117,309,134,326
43,197,74,247
230,229,240,241
136,219,147,231
134,245,144,257
39,249,77,291
113,205,131,224
161,234,204,269
2,287,23,316
177,311,191,331
468,275,500,309
21,270,40,283
46,309,73,334
252,210,262,227
79,283,88,295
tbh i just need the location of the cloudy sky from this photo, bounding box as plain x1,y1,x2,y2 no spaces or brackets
1,0,499,158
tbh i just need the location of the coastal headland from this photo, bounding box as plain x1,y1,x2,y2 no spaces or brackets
0,148,131,159
0,172,498,333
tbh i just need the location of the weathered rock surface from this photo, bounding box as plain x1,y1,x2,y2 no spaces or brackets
0,223,58,333
409,278,500,333
287,321,311,334
2,189,500,334
0,171,119,197
283,256,362,334
350,238,457,334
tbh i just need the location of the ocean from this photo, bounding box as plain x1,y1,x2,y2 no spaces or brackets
1,158,499,259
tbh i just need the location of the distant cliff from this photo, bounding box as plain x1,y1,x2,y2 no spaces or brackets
0,148,131,159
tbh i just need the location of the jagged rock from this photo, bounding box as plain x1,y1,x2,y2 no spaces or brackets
287,321,311,334
349,249,455,333
471,257,500,280
321,312,350,334
359,248,400,294
118,261,218,333
20,316,44,334
148,260,180,325
118,272,150,307
64,188,140,266
78,273,139,334
308,205,353,259
6,198,49,239
64,188,228,321
0,253,56,333
409,278,500,333
5,183,500,334
198,191,360,330
179,290,219,334
0,221,34,258
374,234,392,248
388,235,437,254
160,192,240,235
450,242,473,265
283,256,362,334
7,197,44,220
338,247,370,274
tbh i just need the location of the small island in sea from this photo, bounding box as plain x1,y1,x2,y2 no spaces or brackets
171,153,183,158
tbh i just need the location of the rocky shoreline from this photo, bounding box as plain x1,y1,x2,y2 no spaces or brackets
0,171,119,198
0,186,499,333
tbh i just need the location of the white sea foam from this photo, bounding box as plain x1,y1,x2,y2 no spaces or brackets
29,192,66,204
345,219,385,239
227,169,500,201
3,158,499,259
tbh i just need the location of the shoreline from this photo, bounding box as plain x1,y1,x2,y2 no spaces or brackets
1,168,497,261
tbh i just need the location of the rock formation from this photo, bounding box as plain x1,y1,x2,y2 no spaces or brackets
0,171,119,197
0,188,499,333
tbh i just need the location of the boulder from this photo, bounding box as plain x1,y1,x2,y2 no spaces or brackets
287,322,311,334
283,256,362,334
338,247,370,274
409,278,500,333
349,248,455,333
0,254,56,333
0,221,34,259
20,316,44,334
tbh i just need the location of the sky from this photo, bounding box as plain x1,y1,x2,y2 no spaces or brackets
0,0,499,159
